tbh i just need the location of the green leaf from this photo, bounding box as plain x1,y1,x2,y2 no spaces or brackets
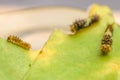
0,38,31,80
24,4,120,80
0,4,120,80
0,38,40,80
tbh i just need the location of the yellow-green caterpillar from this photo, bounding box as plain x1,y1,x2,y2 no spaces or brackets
101,24,113,54
70,14,99,33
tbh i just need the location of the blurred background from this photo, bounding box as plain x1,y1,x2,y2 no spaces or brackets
0,0,119,49
0,0,119,13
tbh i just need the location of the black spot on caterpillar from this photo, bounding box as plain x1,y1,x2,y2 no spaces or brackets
7,35,31,50
70,14,99,33
101,24,113,54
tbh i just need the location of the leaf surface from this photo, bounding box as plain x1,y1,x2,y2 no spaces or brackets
24,5,120,80
0,4,120,80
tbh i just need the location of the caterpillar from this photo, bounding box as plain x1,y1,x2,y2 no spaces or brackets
70,19,86,32
101,24,113,54
70,14,99,33
7,35,31,50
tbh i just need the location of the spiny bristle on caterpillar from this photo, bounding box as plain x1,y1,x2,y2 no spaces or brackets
87,14,99,26
70,19,86,32
101,24,113,54
7,35,31,50
70,14,99,33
